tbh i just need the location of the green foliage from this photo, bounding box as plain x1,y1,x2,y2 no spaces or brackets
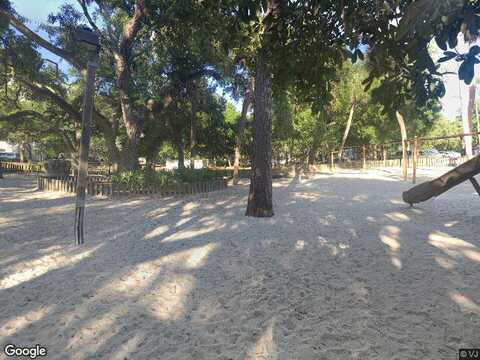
43,159,71,176
423,118,463,151
112,170,174,187
111,168,222,187
2,0,475,174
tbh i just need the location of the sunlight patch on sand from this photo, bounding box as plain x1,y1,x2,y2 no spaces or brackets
428,232,480,262
389,255,402,270
144,225,169,240
0,245,101,290
384,212,410,222
65,311,117,353
379,226,401,252
184,243,218,269
181,202,199,216
0,306,53,340
148,274,194,321
161,226,218,243
450,291,480,314
379,225,402,270
111,334,142,360
352,194,369,202
295,240,306,250
434,255,457,270
444,221,459,228
246,318,277,360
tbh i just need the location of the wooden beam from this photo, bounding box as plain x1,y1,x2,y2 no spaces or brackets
403,155,480,205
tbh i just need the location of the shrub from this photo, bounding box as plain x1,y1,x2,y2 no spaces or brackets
43,159,71,176
111,168,222,187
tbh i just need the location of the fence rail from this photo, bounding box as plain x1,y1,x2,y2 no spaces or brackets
326,131,480,183
37,175,228,197
0,161,42,173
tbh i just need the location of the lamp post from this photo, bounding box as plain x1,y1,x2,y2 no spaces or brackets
73,27,100,245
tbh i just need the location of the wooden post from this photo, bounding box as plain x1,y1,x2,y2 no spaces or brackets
362,145,366,169
330,152,335,173
74,59,97,245
412,137,418,184
402,139,408,181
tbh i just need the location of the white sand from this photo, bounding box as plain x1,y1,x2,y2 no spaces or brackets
0,170,479,359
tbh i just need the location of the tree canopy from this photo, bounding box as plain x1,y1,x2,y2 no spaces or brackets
1,0,478,216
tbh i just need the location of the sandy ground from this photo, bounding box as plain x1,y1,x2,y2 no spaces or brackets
0,169,479,360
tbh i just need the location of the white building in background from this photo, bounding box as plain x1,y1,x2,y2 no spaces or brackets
165,159,204,170
0,141,19,154
0,141,45,161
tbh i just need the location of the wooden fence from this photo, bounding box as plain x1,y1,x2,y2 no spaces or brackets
335,156,470,170
37,175,228,198
0,161,42,173
327,131,480,183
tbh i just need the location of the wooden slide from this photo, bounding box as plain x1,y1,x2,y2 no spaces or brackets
402,155,480,205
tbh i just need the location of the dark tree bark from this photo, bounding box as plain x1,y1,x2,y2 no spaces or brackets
233,80,253,185
113,0,146,170
175,137,185,171
246,55,273,217
245,0,285,217
189,81,198,169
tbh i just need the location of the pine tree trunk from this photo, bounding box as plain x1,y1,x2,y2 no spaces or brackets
189,81,197,169
233,81,253,185
176,138,185,171
190,119,195,169
246,55,273,217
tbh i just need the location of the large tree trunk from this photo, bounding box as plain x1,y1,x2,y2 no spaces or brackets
338,98,356,160
246,55,273,217
245,0,284,217
121,110,141,170
189,80,198,169
115,53,141,170
189,121,195,169
233,80,253,185
112,1,146,170
176,137,185,171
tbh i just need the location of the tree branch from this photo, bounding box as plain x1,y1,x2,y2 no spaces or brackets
0,110,45,122
0,8,77,67
119,0,146,57
19,80,82,124
77,0,117,51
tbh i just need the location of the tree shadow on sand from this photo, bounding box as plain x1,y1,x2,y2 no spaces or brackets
0,172,479,359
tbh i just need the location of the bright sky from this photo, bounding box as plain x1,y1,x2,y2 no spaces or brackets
10,0,469,120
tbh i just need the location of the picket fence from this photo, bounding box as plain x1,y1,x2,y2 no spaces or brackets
37,175,228,197
0,161,42,173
